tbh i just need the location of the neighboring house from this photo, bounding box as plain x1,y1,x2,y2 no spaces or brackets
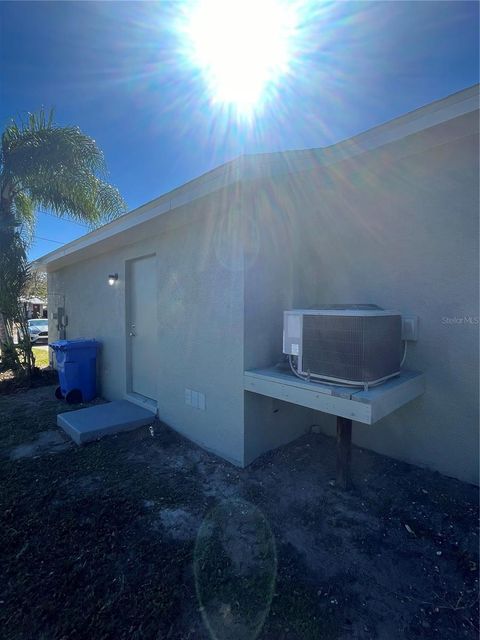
34,86,479,484
21,297,47,319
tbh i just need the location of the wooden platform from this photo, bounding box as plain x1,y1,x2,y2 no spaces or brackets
244,365,426,489
244,366,425,425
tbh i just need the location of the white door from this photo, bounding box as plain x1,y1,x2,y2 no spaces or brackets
127,255,157,400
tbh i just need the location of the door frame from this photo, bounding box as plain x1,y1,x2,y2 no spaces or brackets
124,253,158,410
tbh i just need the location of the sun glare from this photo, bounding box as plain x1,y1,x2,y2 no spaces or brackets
181,0,299,115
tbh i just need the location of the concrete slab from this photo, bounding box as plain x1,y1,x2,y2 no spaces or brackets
57,400,156,445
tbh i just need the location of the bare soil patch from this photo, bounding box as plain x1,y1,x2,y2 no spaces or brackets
0,366,57,395
0,386,478,640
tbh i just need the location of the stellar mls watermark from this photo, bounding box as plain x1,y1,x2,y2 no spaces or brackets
441,316,479,325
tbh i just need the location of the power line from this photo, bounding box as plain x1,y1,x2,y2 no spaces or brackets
25,211,89,246
34,235,64,245
31,212,88,246
37,209,90,229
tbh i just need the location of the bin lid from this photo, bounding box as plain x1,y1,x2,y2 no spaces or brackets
49,339,101,351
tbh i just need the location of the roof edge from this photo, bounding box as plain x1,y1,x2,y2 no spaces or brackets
33,84,479,271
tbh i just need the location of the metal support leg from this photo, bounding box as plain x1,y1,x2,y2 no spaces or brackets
336,416,352,490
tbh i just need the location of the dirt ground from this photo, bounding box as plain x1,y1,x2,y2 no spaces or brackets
0,386,478,640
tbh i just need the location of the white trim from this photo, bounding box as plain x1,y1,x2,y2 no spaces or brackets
286,309,400,317
124,392,158,413
244,368,426,425
33,85,478,272
34,157,243,270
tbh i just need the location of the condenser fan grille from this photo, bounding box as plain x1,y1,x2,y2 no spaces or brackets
301,314,401,382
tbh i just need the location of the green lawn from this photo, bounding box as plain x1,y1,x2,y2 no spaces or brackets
32,346,49,368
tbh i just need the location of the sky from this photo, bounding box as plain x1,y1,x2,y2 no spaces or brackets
0,0,478,261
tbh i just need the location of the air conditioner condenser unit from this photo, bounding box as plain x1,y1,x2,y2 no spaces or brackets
283,305,402,386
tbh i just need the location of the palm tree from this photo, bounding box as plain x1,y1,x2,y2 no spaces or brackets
0,109,126,374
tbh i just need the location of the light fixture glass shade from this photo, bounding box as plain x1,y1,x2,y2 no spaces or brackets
108,273,118,286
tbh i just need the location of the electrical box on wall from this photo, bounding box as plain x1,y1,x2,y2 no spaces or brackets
185,388,206,411
401,315,419,341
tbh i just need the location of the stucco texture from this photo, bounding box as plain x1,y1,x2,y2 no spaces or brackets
48,111,479,484
242,113,479,484
49,188,246,466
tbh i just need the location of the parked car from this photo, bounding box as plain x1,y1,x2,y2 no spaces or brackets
28,318,49,343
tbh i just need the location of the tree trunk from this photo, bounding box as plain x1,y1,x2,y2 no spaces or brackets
0,195,34,376
0,313,7,350
0,197,13,364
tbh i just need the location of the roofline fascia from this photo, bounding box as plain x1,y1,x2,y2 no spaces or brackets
33,156,244,270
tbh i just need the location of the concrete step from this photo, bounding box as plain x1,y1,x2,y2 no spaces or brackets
57,400,156,445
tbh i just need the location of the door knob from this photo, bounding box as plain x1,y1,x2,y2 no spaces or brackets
129,331,136,337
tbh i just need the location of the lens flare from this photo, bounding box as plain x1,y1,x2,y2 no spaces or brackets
180,0,300,116
194,499,277,640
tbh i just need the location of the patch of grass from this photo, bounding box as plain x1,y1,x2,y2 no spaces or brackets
32,346,50,368
0,390,87,451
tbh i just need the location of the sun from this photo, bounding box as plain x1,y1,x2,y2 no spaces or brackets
181,0,299,115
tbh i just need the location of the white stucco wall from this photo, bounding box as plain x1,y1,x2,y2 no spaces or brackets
243,112,479,484
242,181,322,465
48,188,246,466
47,108,478,484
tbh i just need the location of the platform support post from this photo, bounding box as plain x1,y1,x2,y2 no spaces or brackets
336,416,352,490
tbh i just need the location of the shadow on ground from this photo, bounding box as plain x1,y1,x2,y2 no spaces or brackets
0,386,478,640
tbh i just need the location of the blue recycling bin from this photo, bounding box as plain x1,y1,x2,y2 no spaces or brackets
50,339,101,404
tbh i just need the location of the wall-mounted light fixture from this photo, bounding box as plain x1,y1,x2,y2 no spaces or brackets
108,273,118,286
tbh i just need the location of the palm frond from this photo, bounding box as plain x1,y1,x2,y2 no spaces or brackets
3,119,107,184
0,108,124,375
13,192,35,245
1,108,127,227
27,173,125,226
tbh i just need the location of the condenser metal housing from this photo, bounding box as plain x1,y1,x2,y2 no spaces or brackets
283,305,402,386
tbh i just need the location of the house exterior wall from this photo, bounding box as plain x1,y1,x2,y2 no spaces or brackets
48,189,246,466
242,181,323,465
47,107,478,484
243,112,479,484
